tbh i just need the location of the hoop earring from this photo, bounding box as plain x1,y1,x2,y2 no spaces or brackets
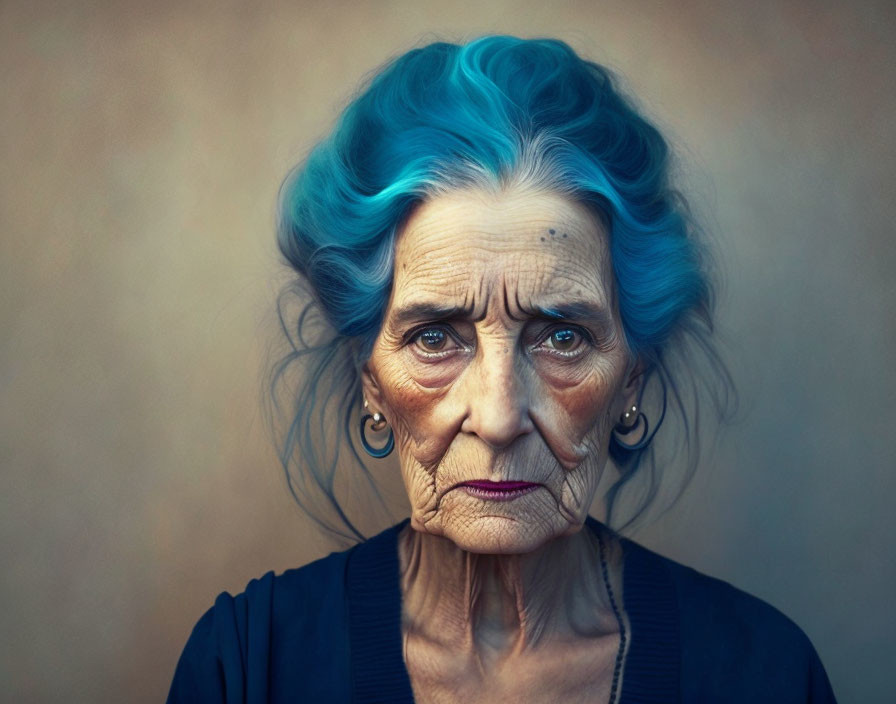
360,413,394,458
612,405,651,451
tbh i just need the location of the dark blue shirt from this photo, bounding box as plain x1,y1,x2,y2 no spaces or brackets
167,518,837,703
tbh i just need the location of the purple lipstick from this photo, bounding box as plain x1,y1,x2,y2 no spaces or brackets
458,480,541,501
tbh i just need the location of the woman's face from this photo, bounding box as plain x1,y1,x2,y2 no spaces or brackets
362,187,640,554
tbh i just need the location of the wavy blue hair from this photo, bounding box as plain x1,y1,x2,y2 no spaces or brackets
271,35,734,543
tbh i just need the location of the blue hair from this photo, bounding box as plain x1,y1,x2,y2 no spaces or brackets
270,35,734,542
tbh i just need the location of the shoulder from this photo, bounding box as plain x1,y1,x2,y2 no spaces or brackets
621,539,837,702
167,546,355,704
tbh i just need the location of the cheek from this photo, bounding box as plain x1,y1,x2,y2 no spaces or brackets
540,359,625,448
401,349,468,389
373,356,456,470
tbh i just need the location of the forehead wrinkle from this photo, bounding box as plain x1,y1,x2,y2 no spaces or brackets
388,270,488,325
397,222,609,284
406,186,605,235
399,224,606,273
392,254,614,329
396,190,608,258
389,187,617,324
497,259,614,315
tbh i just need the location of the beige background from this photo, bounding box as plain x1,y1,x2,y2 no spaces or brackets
2,1,894,701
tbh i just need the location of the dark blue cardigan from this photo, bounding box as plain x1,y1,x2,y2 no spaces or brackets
167,518,837,703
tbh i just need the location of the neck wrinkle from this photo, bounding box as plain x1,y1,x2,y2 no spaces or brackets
398,523,620,661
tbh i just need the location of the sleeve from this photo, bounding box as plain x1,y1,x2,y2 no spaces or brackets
166,593,248,704
167,605,226,704
806,645,838,703
670,557,840,703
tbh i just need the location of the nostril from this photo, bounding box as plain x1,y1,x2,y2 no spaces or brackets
462,392,533,449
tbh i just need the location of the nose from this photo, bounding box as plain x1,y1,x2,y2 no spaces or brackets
459,340,534,449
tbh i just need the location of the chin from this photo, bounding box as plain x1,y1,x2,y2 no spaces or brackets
437,512,569,555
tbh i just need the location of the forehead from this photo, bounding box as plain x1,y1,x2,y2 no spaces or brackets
391,188,614,310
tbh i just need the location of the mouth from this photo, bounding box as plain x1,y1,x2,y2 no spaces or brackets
456,480,541,502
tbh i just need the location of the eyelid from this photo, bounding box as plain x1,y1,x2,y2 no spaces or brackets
403,322,458,344
403,321,606,356
405,323,469,355
534,322,595,346
528,323,596,359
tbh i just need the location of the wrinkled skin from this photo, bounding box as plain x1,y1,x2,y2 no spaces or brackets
361,187,640,702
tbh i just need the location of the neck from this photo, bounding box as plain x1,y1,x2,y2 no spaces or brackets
398,520,623,660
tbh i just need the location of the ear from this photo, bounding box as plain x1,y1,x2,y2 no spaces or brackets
619,357,645,411
360,359,385,413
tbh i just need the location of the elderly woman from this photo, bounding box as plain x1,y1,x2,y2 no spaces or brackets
168,36,835,703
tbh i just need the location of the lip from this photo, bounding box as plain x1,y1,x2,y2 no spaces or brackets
456,480,541,501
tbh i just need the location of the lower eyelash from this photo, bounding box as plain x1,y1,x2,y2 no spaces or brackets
541,345,586,359
412,348,456,360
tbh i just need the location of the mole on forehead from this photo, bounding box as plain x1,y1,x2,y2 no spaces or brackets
396,226,608,277
394,244,610,300
399,189,605,241
396,210,606,263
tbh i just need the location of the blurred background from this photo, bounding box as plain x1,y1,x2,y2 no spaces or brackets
2,0,894,701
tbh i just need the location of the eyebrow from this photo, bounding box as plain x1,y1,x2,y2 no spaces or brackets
529,302,613,327
390,302,479,328
389,299,612,328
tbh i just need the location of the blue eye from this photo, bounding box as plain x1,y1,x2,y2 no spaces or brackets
549,328,578,351
416,328,448,351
